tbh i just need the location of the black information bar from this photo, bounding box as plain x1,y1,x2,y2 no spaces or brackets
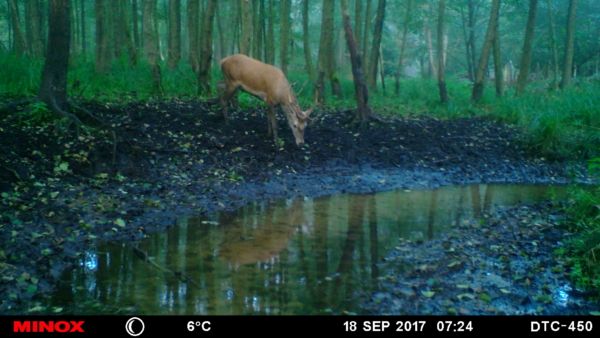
0,316,597,337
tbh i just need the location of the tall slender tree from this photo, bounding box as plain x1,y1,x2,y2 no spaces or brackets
188,0,199,72
516,0,538,95
39,0,71,117
317,0,342,102
95,0,110,73
280,0,291,73
143,0,162,94
437,0,448,103
560,0,578,89
26,0,43,57
167,0,181,68
265,0,275,64
394,0,412,95
547,0,559,90
197,0,217,95
240,0,252,55
8,0,26,55
492,12,503,97
471,0,500,102
340,0,371,121
367,0,385,89
302,0,315,82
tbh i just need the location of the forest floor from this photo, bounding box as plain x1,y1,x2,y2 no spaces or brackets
361,202,599,315
0,99,594,313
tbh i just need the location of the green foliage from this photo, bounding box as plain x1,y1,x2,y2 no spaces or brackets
562,157,600,297
0,53,43,96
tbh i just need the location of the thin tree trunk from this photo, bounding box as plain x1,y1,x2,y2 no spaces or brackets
361,0,371,73
471,0,500,102
240,0,252,55
280,0,291,73
8,0,26,55
467,0,476,81
302,0,315,81
197,0,217,95
111,0,123,58
188,0,199,72
317,0,341,102
367,0,385,89
437,0,448,104
132,0,139,51
167,0,181,68
340,0,371,121
95,0,109,73
560,0,578,89
516,0,538,95
26,0,43,57
80,0,86,54
394,0,412,95
265,0,275,64
354,0,362,51
39,0,71,114
424,5,436,79
143,0,162,95
215,0,225,62
547,0,558,90
492,17,503,97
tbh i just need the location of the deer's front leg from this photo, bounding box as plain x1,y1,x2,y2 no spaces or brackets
267,105,278,142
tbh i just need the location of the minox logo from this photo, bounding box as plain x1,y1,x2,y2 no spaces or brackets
13,321,85,333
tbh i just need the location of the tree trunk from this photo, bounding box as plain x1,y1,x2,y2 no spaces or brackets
114,0,136,64
424,6,436,79
39,0,70,114
8,0,26,55
240,0,252,55
197,0,216,95
187,0,199,72
516,0,538,95
80,0,86,54
265,0,275,64
215,0,225,62
95,0,110,73
366,0,385,89
394,0,412,95
547,0,558,91
26,0,43,57
167,0,181,68
131,0,139,51
471,0,500,102
317,0,341,102
492,15,503,97
254,0,265,60
340,0,371,121
560,0,578,89
302,0,315,82
143,0,162,95
361,0,371,72
280,0,291,73
354,0,362,51
437,0,448,104
467,0,476,81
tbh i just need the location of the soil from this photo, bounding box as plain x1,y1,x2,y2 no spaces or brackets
0,99,592,313
361,202,599,315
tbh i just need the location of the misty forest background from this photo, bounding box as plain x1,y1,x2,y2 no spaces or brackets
0,0,599,297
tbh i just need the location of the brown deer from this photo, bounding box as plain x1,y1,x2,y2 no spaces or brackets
219,54,313,146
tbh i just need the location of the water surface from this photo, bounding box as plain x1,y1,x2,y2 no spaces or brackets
51,184,566,314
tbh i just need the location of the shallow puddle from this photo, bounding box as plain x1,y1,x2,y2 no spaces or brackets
50,184,568,314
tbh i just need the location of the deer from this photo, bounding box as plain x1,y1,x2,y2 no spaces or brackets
219,54,313,146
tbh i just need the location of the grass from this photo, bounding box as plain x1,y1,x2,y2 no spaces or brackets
563,159,600,298
1,52,598,160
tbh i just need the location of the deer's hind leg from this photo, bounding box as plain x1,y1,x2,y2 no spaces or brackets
267,104,278,142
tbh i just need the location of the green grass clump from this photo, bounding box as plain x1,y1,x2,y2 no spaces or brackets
563,158,600,297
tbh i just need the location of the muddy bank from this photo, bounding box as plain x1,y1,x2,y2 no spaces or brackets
0,99,592,312
361,202,598,315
